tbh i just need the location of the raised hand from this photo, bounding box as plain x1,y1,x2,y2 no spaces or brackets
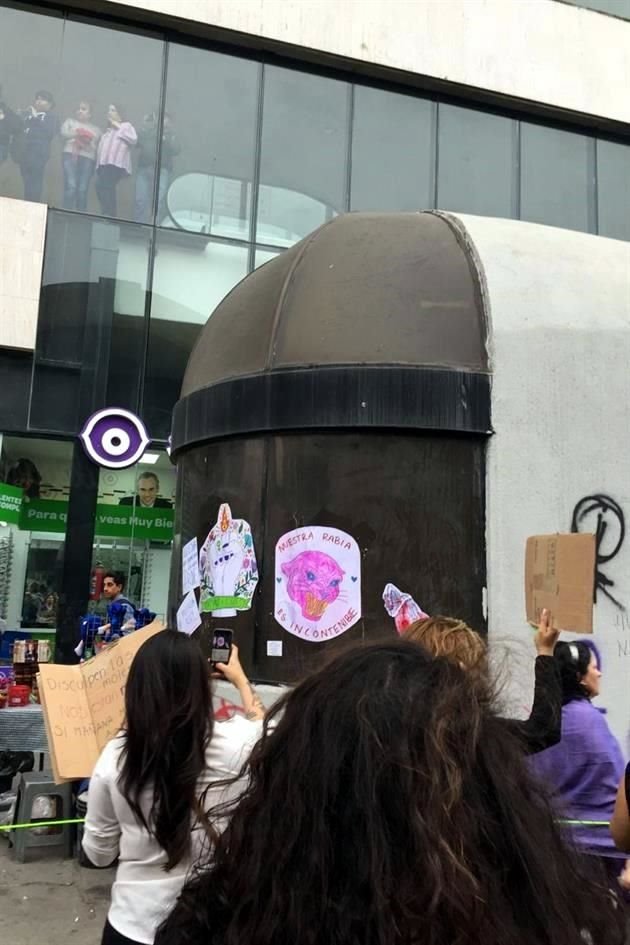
534,608,560,657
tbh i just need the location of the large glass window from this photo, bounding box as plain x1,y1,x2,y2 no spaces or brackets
159,44,260,235
255,248,281,269
257,66,350,247
2,3,630,252
0,6,64,206
350,86,435,212
143,229,249,439
30,211,152,433
0,4,164,221
597,139,630,242
520,123,596,233
0,351,33,434
0,435,73,661
437,104,518,218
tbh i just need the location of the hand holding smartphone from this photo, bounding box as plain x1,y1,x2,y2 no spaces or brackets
211,628,233,667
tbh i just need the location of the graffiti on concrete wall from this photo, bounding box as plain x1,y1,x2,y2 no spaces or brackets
571,494,625,612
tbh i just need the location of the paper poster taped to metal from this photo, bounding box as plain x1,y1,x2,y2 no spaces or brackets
274,526,361,641
199,504,258,617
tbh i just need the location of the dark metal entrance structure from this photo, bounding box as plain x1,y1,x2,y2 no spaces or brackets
170,211,490,682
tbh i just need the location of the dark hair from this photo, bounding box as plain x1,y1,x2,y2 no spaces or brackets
7,458,41,498
156,640,623,945
35,89,54,107
119,631,212,870
554,640,595,705
138,471,159,487
104,570,126,592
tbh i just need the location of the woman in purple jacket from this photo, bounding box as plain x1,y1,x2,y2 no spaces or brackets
531,639,626,886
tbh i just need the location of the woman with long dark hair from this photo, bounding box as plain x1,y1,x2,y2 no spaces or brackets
82,630,265,945
156,639,624,945
531,639,626,887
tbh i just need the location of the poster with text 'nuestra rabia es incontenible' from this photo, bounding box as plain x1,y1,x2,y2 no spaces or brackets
274,526,361,642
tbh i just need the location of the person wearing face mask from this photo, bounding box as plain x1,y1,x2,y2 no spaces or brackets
95,103,137,218
60,101,101,210
530,640,626,888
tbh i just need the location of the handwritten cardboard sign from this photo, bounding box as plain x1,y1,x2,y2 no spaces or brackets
38,621,164,782
525,534,596,633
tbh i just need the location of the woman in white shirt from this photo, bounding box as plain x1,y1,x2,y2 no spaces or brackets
82,629,265,945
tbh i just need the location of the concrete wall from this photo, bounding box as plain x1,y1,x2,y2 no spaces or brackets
0,197,46,352
104,0,630,126
452,212,630,751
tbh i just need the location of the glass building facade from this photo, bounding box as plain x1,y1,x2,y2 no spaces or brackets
1,1,629,445
559,0,630,19
0,0,628,660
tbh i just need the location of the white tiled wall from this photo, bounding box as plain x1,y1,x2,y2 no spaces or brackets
0,196,46,351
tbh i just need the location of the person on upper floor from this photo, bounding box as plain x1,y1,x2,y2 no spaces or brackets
17,89,58,202
60,101,101,210
134,110,179,223
95,103,137,218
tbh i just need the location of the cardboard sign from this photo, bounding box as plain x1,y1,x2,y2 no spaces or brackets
38,621,164,782
525,534,596,633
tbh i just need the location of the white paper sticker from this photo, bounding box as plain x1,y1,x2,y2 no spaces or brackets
176,590,202,636
182,536,201,594
274,526,361,642
266,640,283,657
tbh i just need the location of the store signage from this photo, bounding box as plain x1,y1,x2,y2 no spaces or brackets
94,504,174,541
80,408,150,469
0,481,23,525
20,498,68,532
18,498,174,541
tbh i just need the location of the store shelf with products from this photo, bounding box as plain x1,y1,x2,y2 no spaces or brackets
141,545,171,622
0,531,12,622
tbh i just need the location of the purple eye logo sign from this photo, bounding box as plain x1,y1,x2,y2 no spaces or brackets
80,408,150,469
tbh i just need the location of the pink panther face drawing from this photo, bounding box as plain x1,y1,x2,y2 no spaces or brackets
281,551,345,621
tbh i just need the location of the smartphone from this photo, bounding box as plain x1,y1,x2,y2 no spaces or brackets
211,628,233,666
